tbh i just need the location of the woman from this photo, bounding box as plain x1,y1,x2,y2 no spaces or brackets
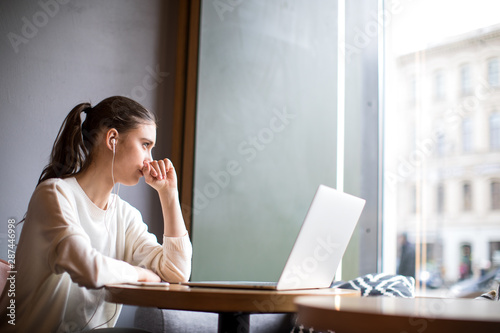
1,96,192,332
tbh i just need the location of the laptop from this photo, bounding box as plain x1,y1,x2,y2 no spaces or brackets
183,184,366,291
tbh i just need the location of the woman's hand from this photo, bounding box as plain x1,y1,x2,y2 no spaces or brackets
142,158,178,192
135,266,161,282
143,158,187,237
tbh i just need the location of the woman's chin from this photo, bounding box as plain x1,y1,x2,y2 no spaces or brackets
119,176,141,187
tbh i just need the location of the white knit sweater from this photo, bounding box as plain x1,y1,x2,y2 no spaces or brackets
3,177,192,332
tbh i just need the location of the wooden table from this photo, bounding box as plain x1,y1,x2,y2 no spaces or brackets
295,295,500,333
105,283,360,333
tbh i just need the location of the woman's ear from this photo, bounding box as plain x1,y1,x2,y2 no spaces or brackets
106,128,119,152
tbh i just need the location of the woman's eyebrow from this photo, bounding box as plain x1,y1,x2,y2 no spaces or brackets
141,138,156,147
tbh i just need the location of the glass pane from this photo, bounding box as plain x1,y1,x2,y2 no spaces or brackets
490,113,500,149
192,0,338,281
460,64,472,96
462,117,473,153
384,0,500,296
434,70,445,101
488,58,499,87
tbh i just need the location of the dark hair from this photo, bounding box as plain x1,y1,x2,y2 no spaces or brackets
37,96,156,185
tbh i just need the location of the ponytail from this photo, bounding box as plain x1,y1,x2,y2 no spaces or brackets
37,96,156,186
37,103,91,185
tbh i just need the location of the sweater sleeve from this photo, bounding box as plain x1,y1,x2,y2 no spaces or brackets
52,235,139,288
37,181,139,289
124,209,192,283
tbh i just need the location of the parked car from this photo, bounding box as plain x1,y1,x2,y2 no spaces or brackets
450,268,500,298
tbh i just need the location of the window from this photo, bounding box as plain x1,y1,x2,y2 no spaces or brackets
459,244,473,280
463,182,472,211
434,70,445,100
437,183,445,214
191,0,380,282
192,1,340,281
409,75,417,104
492,181,500,210
384,0,500,295
490,112,500,150
490,241,500,268
460,64,472,96
436,132,446,157
488,58,499,87
462,117,473,153
410,185,417,214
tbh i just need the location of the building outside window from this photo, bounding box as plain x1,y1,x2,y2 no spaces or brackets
384,0,500,296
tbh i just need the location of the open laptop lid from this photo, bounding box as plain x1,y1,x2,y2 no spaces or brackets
275,185,365,290
183,185,365,291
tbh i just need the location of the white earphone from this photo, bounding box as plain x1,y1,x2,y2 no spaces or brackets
86,135,119,330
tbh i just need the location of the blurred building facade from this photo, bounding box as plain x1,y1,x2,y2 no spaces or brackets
392,24,500,283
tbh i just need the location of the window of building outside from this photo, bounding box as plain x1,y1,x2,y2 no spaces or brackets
492,181,500,210
462,117,473,153
410,185,417,214
490,112,500,150
434,70,445,101
436,132,446,157
436,184,444,214
488,58,499,87
463,182,473,211
409,75,417,104
460,64,472,96
384,0,500,296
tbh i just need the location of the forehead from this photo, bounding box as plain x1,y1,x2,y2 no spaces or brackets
126,123,157,142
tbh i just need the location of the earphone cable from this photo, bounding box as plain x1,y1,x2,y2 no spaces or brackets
84,142,120,330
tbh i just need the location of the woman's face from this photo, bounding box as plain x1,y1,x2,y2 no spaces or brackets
113,122,156,186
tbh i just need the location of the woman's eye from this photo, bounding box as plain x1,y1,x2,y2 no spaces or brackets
143,143,150,148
